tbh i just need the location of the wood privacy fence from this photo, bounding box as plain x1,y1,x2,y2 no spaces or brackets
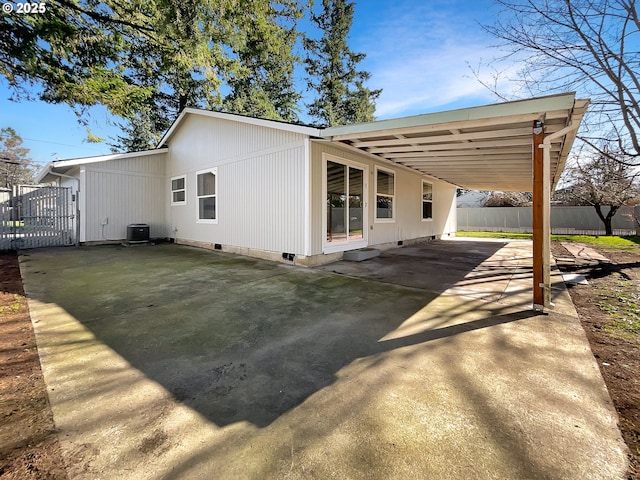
457,205,640,236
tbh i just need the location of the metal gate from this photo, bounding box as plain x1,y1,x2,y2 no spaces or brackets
0,185,76,250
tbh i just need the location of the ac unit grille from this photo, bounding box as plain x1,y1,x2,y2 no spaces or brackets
127,224,150,242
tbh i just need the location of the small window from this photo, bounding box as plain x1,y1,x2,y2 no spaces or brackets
171,175,186,205
375,167,395,221
197,169,217,222
422,181,433,220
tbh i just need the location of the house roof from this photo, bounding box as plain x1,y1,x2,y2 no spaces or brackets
36,94,588,192
157,108,323,147
35,148,167,183
321,93,589,192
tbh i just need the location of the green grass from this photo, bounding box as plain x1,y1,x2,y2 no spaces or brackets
1,220,24,227
456,231,640,250
596,284,640,340
456,231,533,240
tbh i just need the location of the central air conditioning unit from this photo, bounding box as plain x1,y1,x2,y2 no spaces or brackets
126,224,150,243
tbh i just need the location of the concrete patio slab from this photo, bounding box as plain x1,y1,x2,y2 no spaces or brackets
20,241,628,479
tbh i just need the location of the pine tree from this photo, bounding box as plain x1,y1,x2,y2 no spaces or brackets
304,0,381,126
116,0,304,150
223,1,303,122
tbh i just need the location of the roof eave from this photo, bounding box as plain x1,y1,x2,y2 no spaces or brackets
322,92,578,139
157,108,324,148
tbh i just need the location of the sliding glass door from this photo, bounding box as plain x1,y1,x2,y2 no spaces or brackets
325,158,367,251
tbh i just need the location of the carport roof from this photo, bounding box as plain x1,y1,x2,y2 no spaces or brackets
322,93,589,192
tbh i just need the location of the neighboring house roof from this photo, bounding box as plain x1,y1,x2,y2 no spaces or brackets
457,191,489,208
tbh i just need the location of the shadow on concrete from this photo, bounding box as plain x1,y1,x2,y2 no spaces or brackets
378,310,539,351
317,239,512,294
20,241,629,479
20,240,513,429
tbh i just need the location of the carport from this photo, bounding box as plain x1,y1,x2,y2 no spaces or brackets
323,93,589,310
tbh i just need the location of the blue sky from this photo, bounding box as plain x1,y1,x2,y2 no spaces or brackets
1,0,514,166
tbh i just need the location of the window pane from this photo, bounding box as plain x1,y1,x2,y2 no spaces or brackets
423,182,433,201
348,168,363,240
377,196,393,218
423,201,432,219
173,191,185,203
197,172,216,196
327,161,346,242
199,197,216,220
172,177,185,191
377,170,394,195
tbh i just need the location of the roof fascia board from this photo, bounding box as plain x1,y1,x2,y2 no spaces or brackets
322,93,577,139
34,162,54,183
157,108,323,147
50,148,167,169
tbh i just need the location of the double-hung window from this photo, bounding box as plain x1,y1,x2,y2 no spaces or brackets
196,169,217,223
422,181,433,220
375,167,395,221
171,175,186,205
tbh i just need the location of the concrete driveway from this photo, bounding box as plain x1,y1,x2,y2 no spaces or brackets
20,240,627,479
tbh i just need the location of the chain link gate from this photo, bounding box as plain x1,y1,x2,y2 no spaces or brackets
0,185,76,250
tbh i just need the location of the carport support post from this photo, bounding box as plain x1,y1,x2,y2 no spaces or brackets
532,120,549,311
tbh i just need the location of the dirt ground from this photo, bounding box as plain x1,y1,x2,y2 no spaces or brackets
0,244,638,479
0,252,67,479
552,243,640,480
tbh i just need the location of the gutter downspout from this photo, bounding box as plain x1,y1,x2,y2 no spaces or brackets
43,167,81,247
538,122,579,308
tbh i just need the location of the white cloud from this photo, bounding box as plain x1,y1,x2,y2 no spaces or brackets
352,0,523,118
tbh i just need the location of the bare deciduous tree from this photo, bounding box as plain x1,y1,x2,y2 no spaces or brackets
566,150,640,235
484,191,532,207
482,0,640,164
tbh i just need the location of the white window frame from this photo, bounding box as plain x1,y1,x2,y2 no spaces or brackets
322,153,368,254
196,168,218,224
422,180,433,221
170,175,186,206
374,166,395,223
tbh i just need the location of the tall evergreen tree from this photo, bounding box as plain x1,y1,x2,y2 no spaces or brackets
303,0,381,126
223,0,303,122
1,0,304,150
112,0,242,150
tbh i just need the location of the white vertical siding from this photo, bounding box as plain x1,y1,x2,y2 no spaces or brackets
83,154,168,241
310,141,457,255
167,115,308,255
223,147,306,253
168,115,307,173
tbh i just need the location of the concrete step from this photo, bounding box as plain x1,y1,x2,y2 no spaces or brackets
343,248,381,262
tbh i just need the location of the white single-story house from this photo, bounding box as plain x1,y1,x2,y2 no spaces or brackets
36,93,588,274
